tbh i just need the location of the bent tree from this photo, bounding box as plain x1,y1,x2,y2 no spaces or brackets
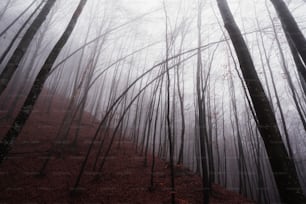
216,0,306,203
0,0,88,164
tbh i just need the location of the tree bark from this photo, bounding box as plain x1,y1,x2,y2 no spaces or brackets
0,0,56,95
269,0,306,69
0,0,88,164
216,0,306,203
196,2,210,203
0,0,37,37
0,0,44,66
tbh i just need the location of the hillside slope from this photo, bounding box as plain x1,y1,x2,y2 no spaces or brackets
0,92,253,203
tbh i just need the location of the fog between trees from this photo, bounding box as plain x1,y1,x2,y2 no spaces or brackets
0,0,306,203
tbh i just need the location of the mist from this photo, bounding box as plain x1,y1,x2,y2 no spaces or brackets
0,0,306,203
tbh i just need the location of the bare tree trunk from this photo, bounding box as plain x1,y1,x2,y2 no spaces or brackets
71,40,199,194
0,0,88,164
213,89,220,184
267,4,306,133
268,0,306,69
221,93,227,187
0,0,56,95
150,74,163,190
0,1,44,65
0,0,38,37
163,2,175,203
176,26,187,165
0,0,12,21
176,70,185,165
257,23,293,157
5,9,50,119
144,80,160,166
216,0,306,202
196,2,210,203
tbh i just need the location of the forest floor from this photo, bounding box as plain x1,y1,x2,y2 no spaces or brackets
0,91,254,203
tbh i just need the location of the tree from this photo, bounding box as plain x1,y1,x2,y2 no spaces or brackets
268,0,306,70
0,0,88,164
0,0,37,38
196,1,211,203
176,20,188,165
163,2,175,203
0,0,56,95
0,0,12,21
0,0,44,65
216,0,306,203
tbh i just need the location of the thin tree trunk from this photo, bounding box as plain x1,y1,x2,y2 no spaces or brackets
150,74,163,190
267,4,306,133
196,2,210,203
163,2,175,203
0,0,12,21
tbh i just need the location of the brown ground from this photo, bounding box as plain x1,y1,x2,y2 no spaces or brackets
0,92,254,203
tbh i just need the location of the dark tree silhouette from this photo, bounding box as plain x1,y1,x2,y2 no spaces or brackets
0,0,37,38
0,0,56,95
0,0,88,164
269,0,306,73
216,0,306,203
0,1,44,65
196,2,211,203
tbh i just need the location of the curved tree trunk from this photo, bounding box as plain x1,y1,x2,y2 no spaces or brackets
0,0,12,21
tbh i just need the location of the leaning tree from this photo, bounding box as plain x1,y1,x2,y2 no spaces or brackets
216,0,306,203
0,0,88,164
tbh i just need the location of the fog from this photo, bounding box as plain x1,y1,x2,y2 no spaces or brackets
0,0,306,203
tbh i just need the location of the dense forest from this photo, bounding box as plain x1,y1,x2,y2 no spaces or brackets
0,0,306,203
